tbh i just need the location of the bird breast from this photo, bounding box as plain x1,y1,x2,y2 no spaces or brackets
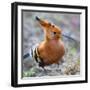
38,40,65,65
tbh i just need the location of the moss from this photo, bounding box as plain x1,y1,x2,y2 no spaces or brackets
70,47,76,55
23,68,36,77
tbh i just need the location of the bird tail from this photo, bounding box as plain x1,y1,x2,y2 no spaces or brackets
23,44,39,59
23,53,30,59
23,48,33,59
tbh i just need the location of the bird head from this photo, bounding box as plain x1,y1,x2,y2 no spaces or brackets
36,16,62,41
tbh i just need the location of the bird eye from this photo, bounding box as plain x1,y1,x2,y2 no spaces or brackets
53,32,56,34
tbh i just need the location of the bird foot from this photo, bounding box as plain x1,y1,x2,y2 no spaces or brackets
42,67,48,74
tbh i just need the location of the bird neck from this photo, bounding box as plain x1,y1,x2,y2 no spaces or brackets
44,35,50,41
44,37,60,44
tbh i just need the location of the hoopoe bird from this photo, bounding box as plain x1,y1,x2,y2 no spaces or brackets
24,16,65,70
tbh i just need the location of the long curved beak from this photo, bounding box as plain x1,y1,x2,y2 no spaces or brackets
36,16,47,27
36,16,41,21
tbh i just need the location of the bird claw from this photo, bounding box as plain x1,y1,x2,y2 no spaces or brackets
41,67,47,74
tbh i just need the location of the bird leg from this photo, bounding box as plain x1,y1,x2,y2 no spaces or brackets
57,62,60,68
56,61,62,72
56,58,65,72
42,67,47,74
38,60,47,73
40,65,47,74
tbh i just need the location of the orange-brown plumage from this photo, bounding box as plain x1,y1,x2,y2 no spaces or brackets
36,16,65,67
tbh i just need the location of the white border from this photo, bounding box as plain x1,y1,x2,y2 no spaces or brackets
18,5,86,84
